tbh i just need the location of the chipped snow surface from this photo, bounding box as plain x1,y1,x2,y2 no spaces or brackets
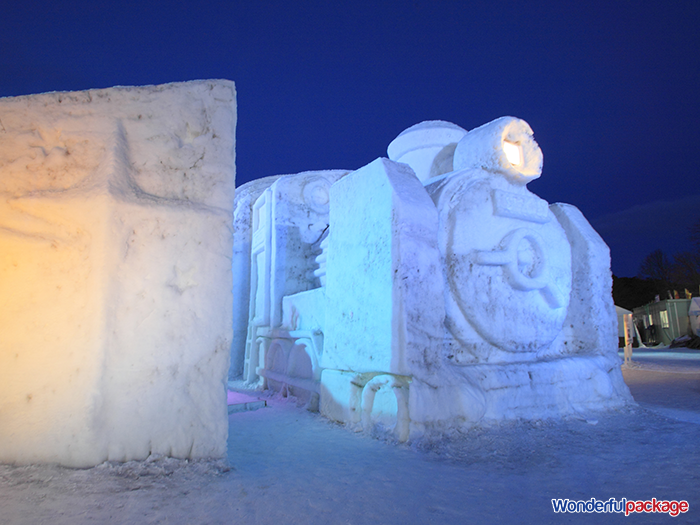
2,351,700,524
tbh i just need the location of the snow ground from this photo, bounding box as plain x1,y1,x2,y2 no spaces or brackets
2,352,699,525
621,348,700,425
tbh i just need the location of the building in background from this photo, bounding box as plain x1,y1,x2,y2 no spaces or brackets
633,299,692,346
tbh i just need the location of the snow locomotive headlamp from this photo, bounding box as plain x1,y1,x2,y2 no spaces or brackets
453,116,543,185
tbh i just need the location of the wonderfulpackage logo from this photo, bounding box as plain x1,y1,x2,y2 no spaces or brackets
552,497,689,517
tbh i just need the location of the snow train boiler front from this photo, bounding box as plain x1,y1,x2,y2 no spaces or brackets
422,117,571,365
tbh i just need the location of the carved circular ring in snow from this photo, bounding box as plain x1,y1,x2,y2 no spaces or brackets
302,176,331,214
476,228,564,309
476,228,547,289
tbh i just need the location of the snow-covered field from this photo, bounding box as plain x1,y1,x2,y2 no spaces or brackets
2,351,699,524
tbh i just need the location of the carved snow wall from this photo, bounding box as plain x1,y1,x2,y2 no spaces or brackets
239,170,349,407
0,80,236,467
230,175,281,380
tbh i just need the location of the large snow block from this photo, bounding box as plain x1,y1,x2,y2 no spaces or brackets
0,80,236,467
322,158,444,376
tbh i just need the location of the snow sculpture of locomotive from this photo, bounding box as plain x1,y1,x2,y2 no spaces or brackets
237,116,632,441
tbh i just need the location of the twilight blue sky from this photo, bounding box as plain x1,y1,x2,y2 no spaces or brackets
1,1,699,277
